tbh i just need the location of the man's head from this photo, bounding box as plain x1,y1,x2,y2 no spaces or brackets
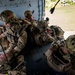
66,35,75,54
24,10,35,22
24,10,33,18
0,10,16,23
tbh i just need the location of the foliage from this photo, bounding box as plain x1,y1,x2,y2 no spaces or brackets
61,0,74,5
51,0,57,2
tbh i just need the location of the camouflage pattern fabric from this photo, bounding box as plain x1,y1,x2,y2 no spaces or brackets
24,10,37,27
37,21,48,33
26,21,54,46
0,55,26,75
66,35,75,54
0,26,7,49
25,20,54,46
0,62,11,73
61,35,75,75
0,10,17,23
50,25,64,39
45,35,75,74
0,26,27,65
0,10,27,75
34,33,54,46
8,71,26,75
45,40,71,72
45,49,68,72
63,57,75,75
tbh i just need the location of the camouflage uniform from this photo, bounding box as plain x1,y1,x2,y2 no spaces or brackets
64,35,75,75
24,10,54,46
24,10,37,27
37,21,48,32
45,39,71,72
50,25,64,40
45,35,75,75
0,10,27,74
35,21,54,46
66,35,75,54
0,26,8,49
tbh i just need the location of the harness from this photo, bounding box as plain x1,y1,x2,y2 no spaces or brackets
7,32,18,44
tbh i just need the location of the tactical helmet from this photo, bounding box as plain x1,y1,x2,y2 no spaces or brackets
24,10,33,17
50,25,64,39
37,21,48,32
66,35,75,53
0,10,16,22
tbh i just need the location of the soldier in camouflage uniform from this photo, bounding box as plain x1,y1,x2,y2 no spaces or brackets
35,21,54,46
45,34,75,75
66,35,75,54
24,10,37,27
50,25,64,40
63,35,75,75
45,39,70,72
24,10,54,46
0,10,27,74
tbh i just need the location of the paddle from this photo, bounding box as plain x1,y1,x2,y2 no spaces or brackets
50,0,60,14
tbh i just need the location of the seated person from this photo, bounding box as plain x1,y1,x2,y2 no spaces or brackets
45,39,70,72
0,10,27,65
24,10,37,27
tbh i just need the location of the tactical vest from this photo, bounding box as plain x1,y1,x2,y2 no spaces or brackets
5,17,26,43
